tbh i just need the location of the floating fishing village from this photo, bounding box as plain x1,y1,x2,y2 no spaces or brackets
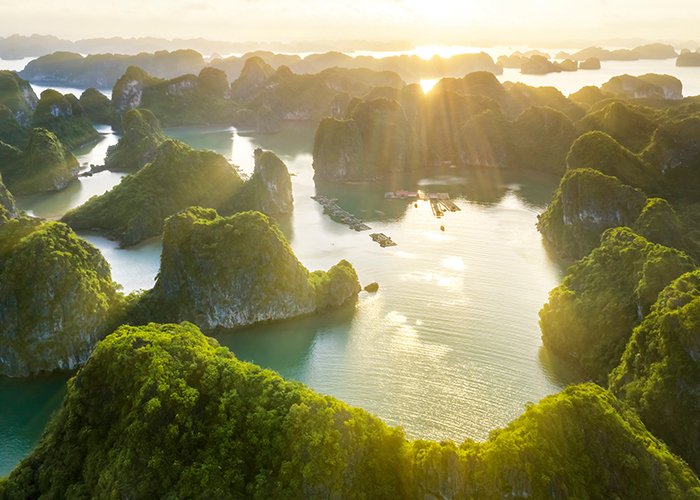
312,190,461,248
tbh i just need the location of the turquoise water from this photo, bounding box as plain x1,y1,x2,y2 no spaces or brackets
1,122,578,476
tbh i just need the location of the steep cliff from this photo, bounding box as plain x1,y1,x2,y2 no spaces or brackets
103,109,167,171
111,66,236,126
1,128,80,195
140,208,360,330
0,218,123,377
537,168,647,259
112,65,164,114
1,323,698,498
61,139,243,246
610,269,700,470
31,89,99,150
229,56,275,102
313,97,419,182
0,174,17,222
223,148,293,215
0,70,38,127
539,227,695,383
601,73,683,100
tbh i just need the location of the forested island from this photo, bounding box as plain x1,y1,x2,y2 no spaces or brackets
3,39,700,497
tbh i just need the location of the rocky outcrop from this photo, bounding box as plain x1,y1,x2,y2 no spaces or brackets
103,109,167,171
554,58,578,71
601,73,683,100
111,66,236,126
142,208,360,330
313,97,419,182
3,128,80,194
578,57,601,69
0,218,123,377
677,51,700,67
62,139,243,246
0,70,38,127
230,56,275,102
521,55,561,74
32,89,99,150
112,65,164,114
537,168,647,259
0,174,17,221
79,87,115,124
224,148,292,214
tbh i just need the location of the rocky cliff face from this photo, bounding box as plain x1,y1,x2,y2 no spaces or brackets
146,208,360,331
0,219,122,377
6,128,80,194
230,56,275,102
0,70,38,127
111,66,235,126
313,97,419,182
0,174,17,221
537,168,647,259
104,108,166,171
601,73,683,100
112,65,164,114
224,148,293,214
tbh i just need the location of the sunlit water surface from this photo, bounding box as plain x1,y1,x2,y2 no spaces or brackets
1,120,581,475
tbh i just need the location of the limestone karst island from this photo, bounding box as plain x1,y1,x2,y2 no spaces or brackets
2,1,700,498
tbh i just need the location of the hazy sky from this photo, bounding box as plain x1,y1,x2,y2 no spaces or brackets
1,0,698,45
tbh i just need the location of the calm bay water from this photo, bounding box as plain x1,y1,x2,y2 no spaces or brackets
1,120,579,475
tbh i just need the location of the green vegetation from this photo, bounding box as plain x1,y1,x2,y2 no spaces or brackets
0,70,37,127
223,149,293,215
577,101,659,153
540,227,695,383
0,173,17,222
31,89,99,150
104,109,167,171
112,66,236,126
0,128,80,195
610,269,700,470
132,208,360,331
61,139,243,246
537,168,647,259
566,131,664,196
0,218,123,377
633,197,686,250
0,105,31,148
79,88,115,124
1,323,698,498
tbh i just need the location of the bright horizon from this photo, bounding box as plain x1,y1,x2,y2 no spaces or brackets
1,0,699,47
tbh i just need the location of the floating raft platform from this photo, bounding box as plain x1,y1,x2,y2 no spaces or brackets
311,195,371,231
370,233,397,247
385,190,460,217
